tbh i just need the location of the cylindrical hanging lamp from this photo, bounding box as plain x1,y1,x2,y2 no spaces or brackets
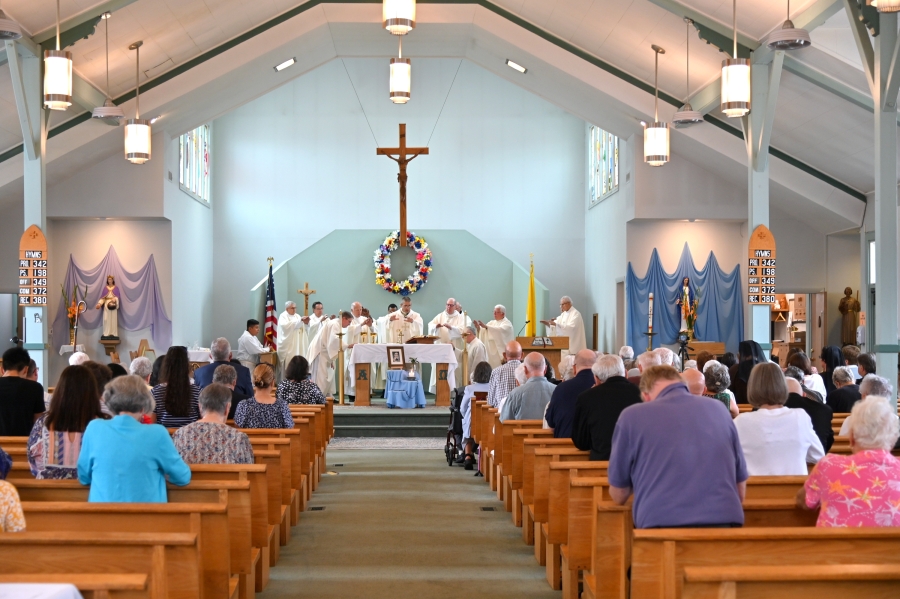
869,0,900,13
43,0,72,111
767,0,811,50
124,41,151,164
673,18,703,127
390,37,411,104
644,45,669,167
720,0,750,117
92,12,125,120
383,0,415,35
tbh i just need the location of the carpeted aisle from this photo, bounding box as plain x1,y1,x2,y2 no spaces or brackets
263,449,558,599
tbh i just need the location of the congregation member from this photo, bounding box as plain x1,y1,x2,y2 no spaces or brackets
212,364,249,419
719,352,737,369
277,356,326,405
702,360,739,418
819,346,845,395
680,367,706,395
0,347,45,436
857,352,876,383
28,365,107,479
129,356,153,384
540,296,586,358
474,305,515,368
784,376,834,452
463,326,488,383
544,349,596,438
78,375,191,502
799,395,900,527
500,353,554,421
618,346,634,370
655,347,676,368
628,349,662,386
26,360,51,410
608,365,747,528
386,297,423,343
428,298,467,390
571,354,641,461
109,363,128,379
459,361,492,470
487,341,523,407
194,337,254,396
174,383,255,464
842,344,861,380
235,364,294,429
307,311,352,395
729,340,767,404
734,363,824,476
783,363,825,403
235,319,271,370
83,361,113,399
68,351,90,366
150,355,165,386
827,366,862,413
0,478,25,532
695,350,714,373
838,374,893,436
277,300,309,376
151,346,201,428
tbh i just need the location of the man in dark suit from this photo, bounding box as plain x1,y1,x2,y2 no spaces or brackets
545,350,598,438
211,363,250,420
825,366,861,414
784,377,833,451
571,354,642,461
193,337,254,397
627,350,662,387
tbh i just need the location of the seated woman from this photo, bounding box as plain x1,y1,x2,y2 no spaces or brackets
277,356,326,405
799,395,900,526
28,365,108,479
235,364,294,429
77,375,191,502
459,362,492,470
173,383,255,464
702,360,739,418
0,480,25,532
152,346,201,428
734,362,824,476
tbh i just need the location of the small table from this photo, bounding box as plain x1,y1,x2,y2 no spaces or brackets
349,344,457,407
385,370,426,409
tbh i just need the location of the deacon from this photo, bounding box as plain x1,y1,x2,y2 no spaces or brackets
387,297,423,343
234,319,270,370
428,297,467,390
345,302,375,395
474,305,515,368
307,311,353,395
277,301,308,377
463,326,488,383
541,296,587,358
305,302,329,354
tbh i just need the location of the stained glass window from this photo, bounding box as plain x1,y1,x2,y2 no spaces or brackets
588,124,619,207
179,124,211,204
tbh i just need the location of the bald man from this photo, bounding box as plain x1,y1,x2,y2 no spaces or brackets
487,340,523,407
681,368,706,396
500,352,555,421
545,349,596,438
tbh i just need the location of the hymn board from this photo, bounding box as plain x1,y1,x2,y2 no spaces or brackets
747,224,776,305
18,225,48,306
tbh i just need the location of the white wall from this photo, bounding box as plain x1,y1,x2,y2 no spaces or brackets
626,220,745,278
769,207,826,293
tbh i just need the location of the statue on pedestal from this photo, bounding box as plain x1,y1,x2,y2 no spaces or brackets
675,277,698,337
838,287,860,346
96,275,121,340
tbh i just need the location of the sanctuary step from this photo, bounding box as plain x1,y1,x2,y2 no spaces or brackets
334,410,448,438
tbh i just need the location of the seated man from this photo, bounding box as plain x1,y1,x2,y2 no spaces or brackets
608,365,748,528
826,366,861,413
0,347,45,436
487,341,523,408
571,354,641,460
500,352,555,422
193,337,254,397
545,349,597,438
680,367,706,395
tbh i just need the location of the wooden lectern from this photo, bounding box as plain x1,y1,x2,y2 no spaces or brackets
516,337,569,377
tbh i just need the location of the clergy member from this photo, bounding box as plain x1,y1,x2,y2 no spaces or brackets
474,305,515,368
235,319,270,370
541,296,587,358
463,325,488,384
373,303,399,395
428,297,467,390
305,301,329,354
387,297,423,343
277,301,308,378
345,302,375,395
307,311,352,395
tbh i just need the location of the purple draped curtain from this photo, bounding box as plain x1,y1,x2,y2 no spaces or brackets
52,246,172,352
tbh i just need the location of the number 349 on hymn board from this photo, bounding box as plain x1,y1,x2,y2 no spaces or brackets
747,225,776,305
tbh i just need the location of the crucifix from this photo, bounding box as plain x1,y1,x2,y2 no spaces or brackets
297,282,316,316
377,123,429,242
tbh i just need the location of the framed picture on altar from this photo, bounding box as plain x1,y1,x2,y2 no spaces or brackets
387,346,406,370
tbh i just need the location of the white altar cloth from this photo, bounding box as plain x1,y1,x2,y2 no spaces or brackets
188,350,211,363
348,343,458,389
0,584,83,599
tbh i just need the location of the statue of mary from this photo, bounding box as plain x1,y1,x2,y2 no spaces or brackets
95,275,121,340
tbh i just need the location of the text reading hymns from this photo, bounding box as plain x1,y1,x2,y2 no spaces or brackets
18,226,49,306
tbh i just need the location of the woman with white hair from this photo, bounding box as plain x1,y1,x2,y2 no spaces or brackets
799,395,900,526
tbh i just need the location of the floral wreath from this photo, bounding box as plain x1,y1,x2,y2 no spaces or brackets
374,230,433,295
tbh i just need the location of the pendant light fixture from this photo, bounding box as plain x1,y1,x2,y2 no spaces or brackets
673,18,703,127
644,45,670,167
383,0,415,35
92,12,125,120
720,0,750,117
0,0,23,40
869,0,900,14
767,0,811,50
43,0,72,111
124,41,151,164
390,37,411,104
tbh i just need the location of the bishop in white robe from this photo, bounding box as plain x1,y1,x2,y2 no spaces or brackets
463,326,488,384
276,301,308,378
428,298,467,391
475,305,515,368
541,296,586,359
307,313,351,396
387,298,424,343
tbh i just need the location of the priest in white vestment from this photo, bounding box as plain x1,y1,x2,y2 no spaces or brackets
387,297,424,343
345,302,376,395
474,305,515,368
304,302,329,355
276,301,309,379
373,303,399,393
307,312,352,395
463,326,488,384
540,296,587,359
234,319,271,370
428,298,467,391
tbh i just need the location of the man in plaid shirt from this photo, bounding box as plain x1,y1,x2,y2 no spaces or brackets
487,341,523,407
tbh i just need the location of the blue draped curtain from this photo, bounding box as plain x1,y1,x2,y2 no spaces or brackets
626,243,743,353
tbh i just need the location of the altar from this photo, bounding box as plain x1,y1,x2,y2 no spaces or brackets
348,343,457,407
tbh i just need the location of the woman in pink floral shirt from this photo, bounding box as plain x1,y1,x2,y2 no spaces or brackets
799,395,900,527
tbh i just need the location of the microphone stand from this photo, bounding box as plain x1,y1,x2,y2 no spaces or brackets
517,320,531,337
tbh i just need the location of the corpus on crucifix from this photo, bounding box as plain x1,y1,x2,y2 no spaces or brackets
297,282,316,316
377,123,429,241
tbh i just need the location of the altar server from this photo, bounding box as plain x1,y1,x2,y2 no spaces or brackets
235,319,270,370
428,298,467,390
541,296,586,358
475,305,515,368
463,326,488,384
277,301,308,378
387,297,423,343
307,312,352,395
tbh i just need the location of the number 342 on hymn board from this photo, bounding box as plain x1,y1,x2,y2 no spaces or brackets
747,224,776,305
18,225,49,306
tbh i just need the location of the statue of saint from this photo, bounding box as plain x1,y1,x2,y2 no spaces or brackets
675,277,694,332
838,287,860,346
95,275,121,340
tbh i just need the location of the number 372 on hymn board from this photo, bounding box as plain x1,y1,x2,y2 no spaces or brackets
747,225,776,305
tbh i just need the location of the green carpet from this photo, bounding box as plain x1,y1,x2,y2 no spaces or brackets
263,450,559,599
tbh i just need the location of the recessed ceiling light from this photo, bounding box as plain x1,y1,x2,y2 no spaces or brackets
506,59,527,74
274,58,296,72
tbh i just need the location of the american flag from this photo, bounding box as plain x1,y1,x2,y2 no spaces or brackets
264,264,277,351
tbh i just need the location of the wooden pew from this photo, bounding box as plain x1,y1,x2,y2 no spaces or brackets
531,445,588,565
249,449,284,563
0,573,149,599
521,438,578,548
0,531,201,599
246,437,292,544
241,427,307,515
496,419,543,508
510,428,555,526
482,407,499,489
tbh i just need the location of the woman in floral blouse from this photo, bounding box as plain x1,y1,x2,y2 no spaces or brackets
0,480,25,532
174,383,254,464
277,356,326,405
235,364,294,429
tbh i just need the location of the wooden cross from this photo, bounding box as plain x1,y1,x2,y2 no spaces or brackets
297,282,316,316
377,123,429,242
